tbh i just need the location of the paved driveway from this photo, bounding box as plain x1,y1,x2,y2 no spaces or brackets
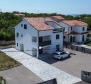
52,48,91,78
1,48,81,84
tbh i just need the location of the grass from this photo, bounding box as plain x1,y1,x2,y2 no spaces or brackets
87,43,91,46
0,51,21,71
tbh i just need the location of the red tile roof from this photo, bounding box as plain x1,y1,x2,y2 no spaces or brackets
51,16,65,21
24,17,62,31
62,20,88,26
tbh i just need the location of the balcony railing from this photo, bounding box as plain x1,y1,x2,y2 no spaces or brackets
53,28,63,33
39,41,51,46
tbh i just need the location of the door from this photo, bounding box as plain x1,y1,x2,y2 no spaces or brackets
70,36,75,43
39,37,43,42
73,37,75,42
82,35,85,42
39,49,43,54
56,45,60,51
70,36,73,43
20,44,24,51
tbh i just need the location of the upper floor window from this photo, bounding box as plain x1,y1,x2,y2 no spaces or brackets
56,34,60,39
32,37,37,42
71,26,72,30
43,36,51,41
21,24,23,27
24,24,27,29
83,27,85,31
21,34,23,37
16,32,19,37
63,28,65,32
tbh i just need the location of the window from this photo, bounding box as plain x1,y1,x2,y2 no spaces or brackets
63,28,65,32
82,35,84,42
24,24,27,29
56,45,60,51
21,24,23,27
17,43,18,46
32,37,37,42
16,33,19,37
21,34,23,37
32,48,37,57
83,27,85,31
71,26,72,30
56,34,60,39
43,36,51,41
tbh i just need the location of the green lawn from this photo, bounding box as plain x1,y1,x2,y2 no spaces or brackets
0,51,21,71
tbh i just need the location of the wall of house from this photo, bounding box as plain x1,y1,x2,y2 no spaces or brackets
39,30,63,54
73,26,87,33
75,34,87,43
15,19,38,57
51,32,63,53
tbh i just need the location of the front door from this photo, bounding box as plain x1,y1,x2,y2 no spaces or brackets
56,45,60,51
70,36,75,43
39,49,43,54
20,44,24,51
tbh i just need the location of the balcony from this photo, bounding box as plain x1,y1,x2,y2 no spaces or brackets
53,28,63,33
39,41,51,46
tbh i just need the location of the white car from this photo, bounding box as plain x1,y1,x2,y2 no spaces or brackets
53,51,70,60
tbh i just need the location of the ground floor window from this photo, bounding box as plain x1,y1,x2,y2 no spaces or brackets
17,43,18,46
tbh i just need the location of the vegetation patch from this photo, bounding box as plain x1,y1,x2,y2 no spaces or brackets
0,51,21,71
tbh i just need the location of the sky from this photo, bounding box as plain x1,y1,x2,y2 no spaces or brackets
0,0,91,14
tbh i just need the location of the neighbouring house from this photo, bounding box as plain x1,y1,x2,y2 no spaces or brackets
14,13,25,17
51,16,65,22
52,16,88,44
15,17,64,58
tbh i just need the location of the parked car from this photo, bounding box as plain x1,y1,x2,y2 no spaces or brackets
53,50,70,60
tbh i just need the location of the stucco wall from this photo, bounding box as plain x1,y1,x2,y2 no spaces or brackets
15,19,38,56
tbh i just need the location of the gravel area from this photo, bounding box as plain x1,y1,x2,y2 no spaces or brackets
0,65,42,84
52,48,91,78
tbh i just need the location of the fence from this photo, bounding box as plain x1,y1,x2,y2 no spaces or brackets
0,41,15,46
64,42,91,54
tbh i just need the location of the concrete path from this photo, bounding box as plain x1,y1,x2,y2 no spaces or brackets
1,48,81,84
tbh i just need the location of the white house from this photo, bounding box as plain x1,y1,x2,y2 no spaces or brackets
51,16,88,44
15,17,64,58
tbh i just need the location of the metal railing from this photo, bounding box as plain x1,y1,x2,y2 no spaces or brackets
39,41,51,46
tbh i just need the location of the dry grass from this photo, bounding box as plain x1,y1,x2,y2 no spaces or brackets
0,51,21,71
